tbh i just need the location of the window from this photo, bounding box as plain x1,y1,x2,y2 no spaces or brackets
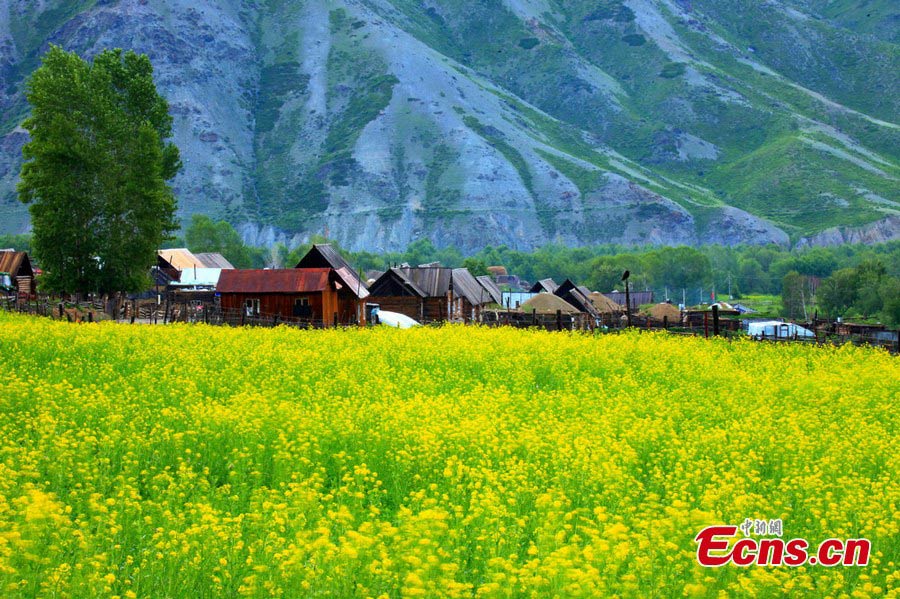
293,297,312,318
245,298,260,315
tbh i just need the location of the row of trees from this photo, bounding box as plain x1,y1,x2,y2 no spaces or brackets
161,216,900,323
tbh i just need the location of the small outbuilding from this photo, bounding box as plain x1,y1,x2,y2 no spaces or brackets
0,250,36,298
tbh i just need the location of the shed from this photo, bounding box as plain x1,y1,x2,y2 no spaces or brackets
0,251,35,297
476,275,503,305
529,278,559,293
554,279,600,317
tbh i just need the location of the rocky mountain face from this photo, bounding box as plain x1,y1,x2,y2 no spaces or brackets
0,0,897,253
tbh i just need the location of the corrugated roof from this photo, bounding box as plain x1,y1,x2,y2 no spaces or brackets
296,244,368,297
158,248,203,270
396,267,452,297
194,253,235,269
217,269,331,294
452,268,489,305
476,275,503,305
529,278,558,293
0,251,31,277
333,266,370,299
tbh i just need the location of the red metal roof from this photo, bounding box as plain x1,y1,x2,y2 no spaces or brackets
217,269,331,294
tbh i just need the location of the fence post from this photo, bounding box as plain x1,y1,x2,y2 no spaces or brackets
712,305,720,337
663,315,668,330
87,311,93,323
556,309,562,331
703,312,708,339
333,312,338,328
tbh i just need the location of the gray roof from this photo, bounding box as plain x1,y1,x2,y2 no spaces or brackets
194,252,235,269
396,267,451,297
451,268,489,305
529,278,559,293
378,267,488,304
476,275,503,305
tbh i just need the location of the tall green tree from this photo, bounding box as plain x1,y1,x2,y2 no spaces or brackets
184,214,263,268
17,46,180,294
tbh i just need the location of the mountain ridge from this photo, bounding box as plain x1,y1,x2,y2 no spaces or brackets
0,0,897,253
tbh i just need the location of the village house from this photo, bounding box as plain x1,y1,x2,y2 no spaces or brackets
214,244,369,325
368,266,492,323
217,267,368,326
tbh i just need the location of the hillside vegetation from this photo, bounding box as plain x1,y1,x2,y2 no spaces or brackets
0,0,897,251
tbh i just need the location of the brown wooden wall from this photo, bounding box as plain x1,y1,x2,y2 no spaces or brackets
370,296,478,323
374,296,423,321
220,289,362,325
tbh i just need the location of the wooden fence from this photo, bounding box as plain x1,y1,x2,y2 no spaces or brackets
3,293,897,353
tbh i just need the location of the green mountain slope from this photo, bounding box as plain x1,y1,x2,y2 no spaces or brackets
0,0,897,252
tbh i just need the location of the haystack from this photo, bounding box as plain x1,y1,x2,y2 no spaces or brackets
647,302,681,322
521,293,581,315
588,292,624,314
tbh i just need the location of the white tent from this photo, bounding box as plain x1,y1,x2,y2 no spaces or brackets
373,309,420,329
746,320,815,338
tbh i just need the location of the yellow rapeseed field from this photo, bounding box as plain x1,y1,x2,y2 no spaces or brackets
0,312,897,598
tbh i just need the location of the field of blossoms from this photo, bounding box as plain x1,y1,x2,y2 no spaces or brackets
0,312,897,598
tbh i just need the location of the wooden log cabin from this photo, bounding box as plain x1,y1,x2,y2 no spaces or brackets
216,268,367,326
367,266,490,323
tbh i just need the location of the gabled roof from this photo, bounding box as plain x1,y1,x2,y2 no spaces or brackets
555,279,600,317
158,248,203,270
194,253,235,269
529,278,558,293
393,267,452,297
295,244,368,298
0,251,33,278
370,267,488,304
217,269,331,294
452,268,492,305
476,275,503,305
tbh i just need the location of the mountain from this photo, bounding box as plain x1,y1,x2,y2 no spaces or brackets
0,0,898,253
